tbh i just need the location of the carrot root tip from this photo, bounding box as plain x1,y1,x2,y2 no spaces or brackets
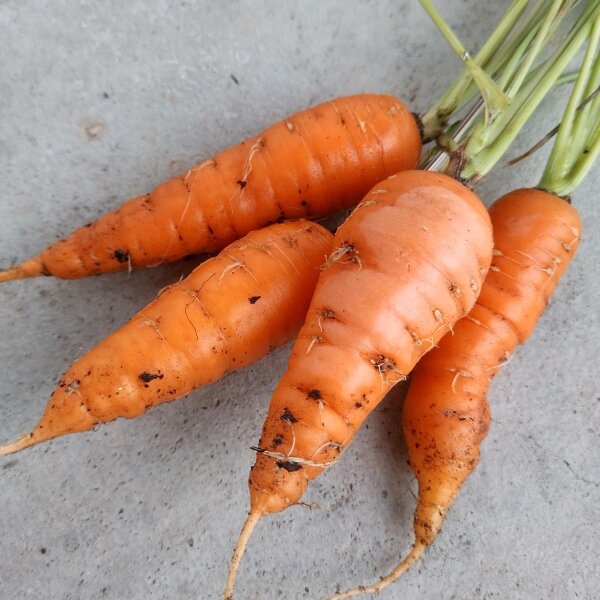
224,510,262,600
0,433,37,456
327,541,426,599
0,258,45,283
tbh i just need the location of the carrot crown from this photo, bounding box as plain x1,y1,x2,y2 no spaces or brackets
538,16,600,197
420,0,600,184
421,0,575,140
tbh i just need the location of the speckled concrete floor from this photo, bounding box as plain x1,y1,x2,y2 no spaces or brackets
0,1,598,599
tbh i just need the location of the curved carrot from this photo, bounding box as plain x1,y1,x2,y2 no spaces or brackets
0,220,333,456
329,189,581,599
406,189,581,543
225,170,493,598
0,94,421,282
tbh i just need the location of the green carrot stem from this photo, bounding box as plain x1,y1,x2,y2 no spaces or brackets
418,0,508,128
461,1,599,181
571,47,600,156
425,0,553,136
420,0,529,138
546,14,600,178
539,13,600,197
504,0,576,97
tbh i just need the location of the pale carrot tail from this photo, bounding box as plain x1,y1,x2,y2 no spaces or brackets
0,258,45,282
327,542,426,600
0,431,44,456
224,510,262,600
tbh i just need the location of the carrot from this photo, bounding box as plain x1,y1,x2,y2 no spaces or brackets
328,11,598,597
0,94,421,282
406,189,581,541
0,220,333,456
224,169,494,598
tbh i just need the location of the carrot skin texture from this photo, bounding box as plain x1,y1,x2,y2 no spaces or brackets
248,170,493,515
3,94,421,281
404,188,582,546
0,221,333,455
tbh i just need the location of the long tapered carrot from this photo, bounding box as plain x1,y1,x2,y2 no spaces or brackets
329,12,599,597
224,169,493,598
0,220,332,456
0,94,420,282
405,188,581,541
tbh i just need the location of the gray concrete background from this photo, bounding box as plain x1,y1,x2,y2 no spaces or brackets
0,1,598,599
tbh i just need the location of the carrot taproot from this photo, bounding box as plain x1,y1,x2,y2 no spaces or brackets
328,189,582,599
328,11,599,595
406,189,581,540
0,94,421,282
224,169,493,598
0,220,333,456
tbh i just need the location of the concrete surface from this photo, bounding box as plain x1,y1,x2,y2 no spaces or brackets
0,1,598,599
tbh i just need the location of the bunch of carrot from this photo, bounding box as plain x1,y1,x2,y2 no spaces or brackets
1,0,598,598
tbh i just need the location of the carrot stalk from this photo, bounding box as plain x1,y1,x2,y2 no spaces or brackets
420,0,569,139
463,1,599,181
419,0,508,125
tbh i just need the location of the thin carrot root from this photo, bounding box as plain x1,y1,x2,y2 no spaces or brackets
0,432,42,456
327,542,426,600
224,510,262,600
0,258,45,282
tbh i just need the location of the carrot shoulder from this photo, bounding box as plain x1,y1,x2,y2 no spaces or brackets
0,220,333,456
0,94,421,281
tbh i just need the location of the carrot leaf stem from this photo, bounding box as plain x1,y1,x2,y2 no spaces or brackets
538,11,600,196
464,0,579,165
420,0,530,139
461,1,599,182
419,0,508,131
420,0,575,140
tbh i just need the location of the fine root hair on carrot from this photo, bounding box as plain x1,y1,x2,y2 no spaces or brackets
322,242,363,270
327,542,426,600
224,510,263,600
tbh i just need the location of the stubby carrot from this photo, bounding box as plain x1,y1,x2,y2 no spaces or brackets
0,220,333,455
0,94,421,282
224,169,493,598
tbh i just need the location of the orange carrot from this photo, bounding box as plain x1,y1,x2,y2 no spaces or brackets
328,12,598,591
406,189,581,544
0,94,421,282
0,220,333,456
328,189,582,599
224,170,493,598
